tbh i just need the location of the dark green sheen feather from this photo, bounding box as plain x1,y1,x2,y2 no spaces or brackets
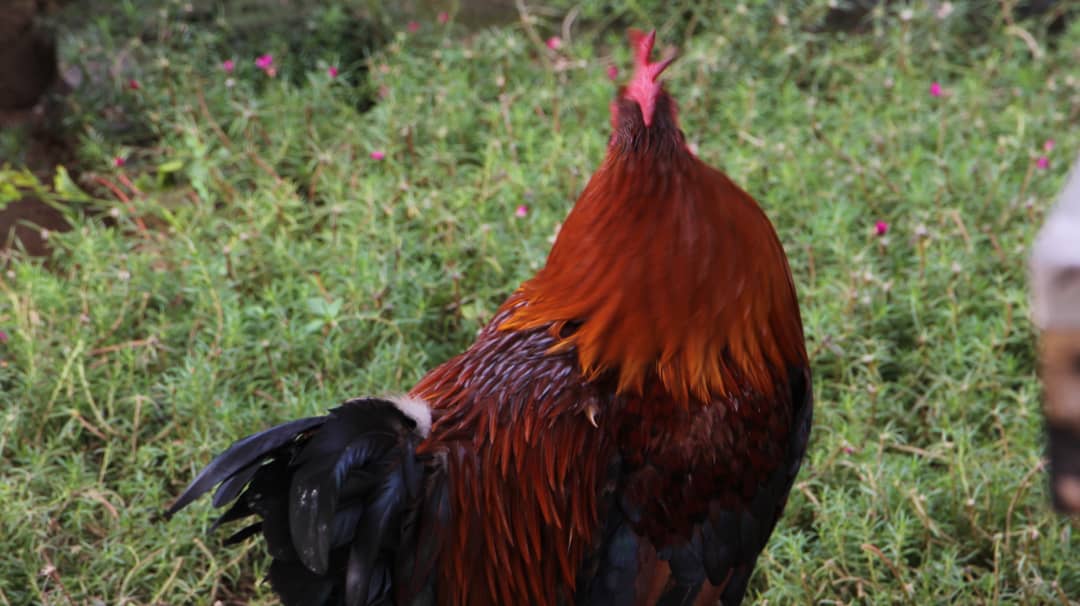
164,398,441,606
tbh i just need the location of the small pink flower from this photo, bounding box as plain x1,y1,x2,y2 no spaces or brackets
606,65,619,81
328,66,339,78
222,59,235,73
515,205,529,218
1037,156,1049,169
370,150,385,161
113,156,126,167
0,330,8,344
407,21,420,33
255,54,274,70
128,79,140,90
438,11,449,24
1044,139,1055,153
929,82,943,97
545,36,562,50
875,221,889,236
842,445,856,455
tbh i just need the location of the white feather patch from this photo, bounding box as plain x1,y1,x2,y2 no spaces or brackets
386,394,432,438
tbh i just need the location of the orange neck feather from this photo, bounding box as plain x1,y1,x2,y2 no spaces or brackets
498,105,806,405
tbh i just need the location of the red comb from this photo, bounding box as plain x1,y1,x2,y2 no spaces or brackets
628,29,675,84
624,29,675,127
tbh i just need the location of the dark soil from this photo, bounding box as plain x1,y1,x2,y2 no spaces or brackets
0,0,70,258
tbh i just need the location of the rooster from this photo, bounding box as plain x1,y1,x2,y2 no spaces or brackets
165,29,812,606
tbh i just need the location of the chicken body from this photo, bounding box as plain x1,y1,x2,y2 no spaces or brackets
413,304,809,605
166,29,811,606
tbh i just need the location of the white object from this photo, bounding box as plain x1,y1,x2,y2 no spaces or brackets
1032,153,1080,329
1031,151,1080,513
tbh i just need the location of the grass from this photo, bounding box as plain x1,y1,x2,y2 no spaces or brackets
2,0,1079,603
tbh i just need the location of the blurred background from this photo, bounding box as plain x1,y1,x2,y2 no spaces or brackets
1,1,1078,604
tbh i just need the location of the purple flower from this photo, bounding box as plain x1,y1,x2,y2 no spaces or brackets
370,150,386,161
1037,156,1049,170
546,36,562,50
0,330,7,344
875,221,889,236
515,205,528,218
255,54,277,77
222,59,235,73
929,82,943,97
328,66,339,78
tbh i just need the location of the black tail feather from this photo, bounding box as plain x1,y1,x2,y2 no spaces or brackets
211,459,263,507
165,416,326,517
211,497,254,531
270,558,337,606
164,397,440,606
223,522,261,545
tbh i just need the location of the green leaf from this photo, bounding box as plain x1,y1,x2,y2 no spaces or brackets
157,160,184,174
306,297,328,316
326,298,343,317
0,166,45,208
53,166,92,203
0,181,21,207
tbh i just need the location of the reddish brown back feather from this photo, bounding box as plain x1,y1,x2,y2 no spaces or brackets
411,313,615,606
499,122,806,405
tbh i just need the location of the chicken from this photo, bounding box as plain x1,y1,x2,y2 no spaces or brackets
165,29,812,606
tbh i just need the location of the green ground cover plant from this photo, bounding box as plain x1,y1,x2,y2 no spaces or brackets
1,1,1077,603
